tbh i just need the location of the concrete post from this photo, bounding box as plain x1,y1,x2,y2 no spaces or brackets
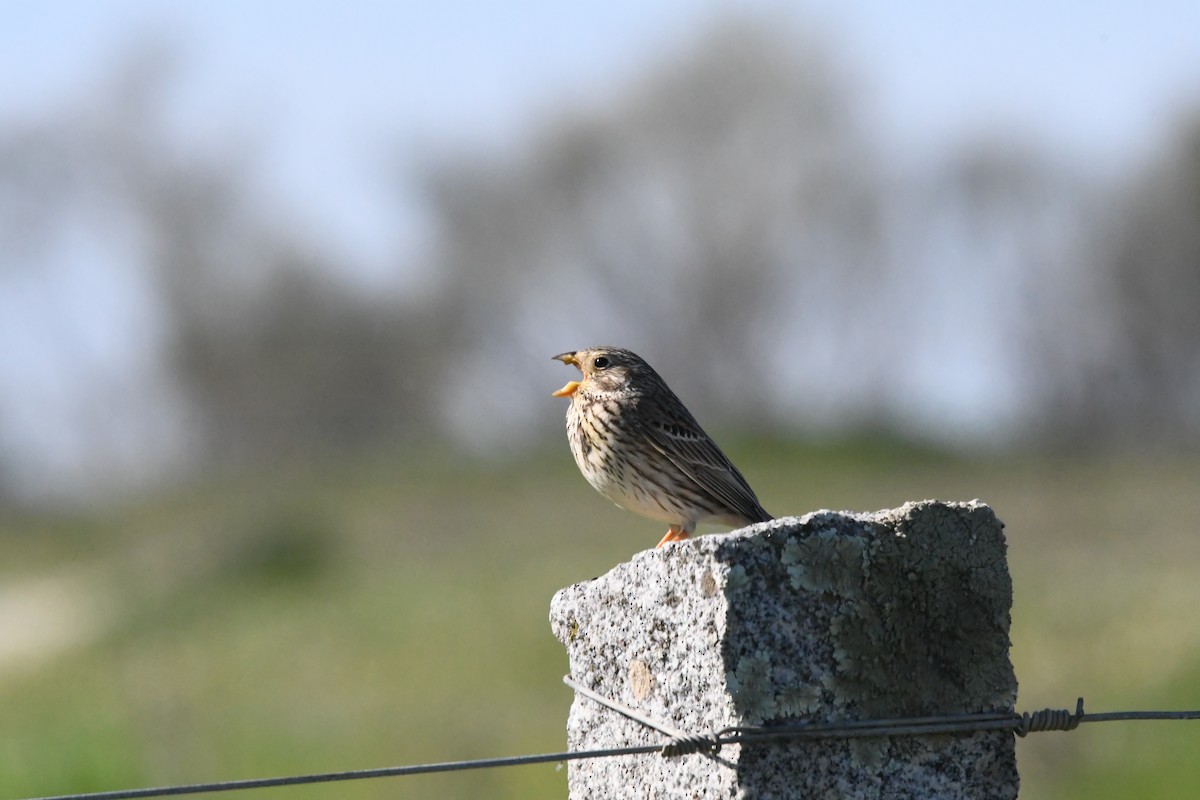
550,500,1018,799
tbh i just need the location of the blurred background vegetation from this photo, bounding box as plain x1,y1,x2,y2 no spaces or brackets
2,5,1199,799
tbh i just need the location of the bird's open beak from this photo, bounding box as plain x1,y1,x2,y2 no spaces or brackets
551,352,582,397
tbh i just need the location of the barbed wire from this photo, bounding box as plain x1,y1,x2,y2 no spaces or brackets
16,675,1200,800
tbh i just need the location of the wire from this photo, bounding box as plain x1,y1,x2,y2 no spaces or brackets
565,674,692,740
17,677,1200,800
561,675,1200,755
20,745,658,800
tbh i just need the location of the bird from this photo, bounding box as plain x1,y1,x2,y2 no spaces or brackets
551,346,772,547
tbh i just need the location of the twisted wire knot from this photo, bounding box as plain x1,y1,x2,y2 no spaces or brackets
661,732,722,757
1016,698,1085,737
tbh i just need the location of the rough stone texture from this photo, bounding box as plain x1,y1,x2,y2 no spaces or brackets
550,500,1018,800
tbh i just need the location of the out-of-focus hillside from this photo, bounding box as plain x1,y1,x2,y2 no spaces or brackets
2,441,1198,800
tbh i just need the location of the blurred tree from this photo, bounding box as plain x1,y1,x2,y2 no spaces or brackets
0,44,442,498
0,45,193,499
419,17,886,439
1070,114,1200,445
945,114,1200,448
169,254,443,468
903,138,1099,441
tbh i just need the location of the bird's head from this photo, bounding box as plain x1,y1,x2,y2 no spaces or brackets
551,346,652,398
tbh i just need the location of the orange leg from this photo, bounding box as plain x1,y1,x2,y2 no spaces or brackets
655,526,691,548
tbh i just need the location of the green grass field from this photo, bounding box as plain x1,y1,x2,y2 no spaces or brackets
2,439,1198,799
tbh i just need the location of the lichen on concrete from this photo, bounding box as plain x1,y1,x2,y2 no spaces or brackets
550,500,1019,799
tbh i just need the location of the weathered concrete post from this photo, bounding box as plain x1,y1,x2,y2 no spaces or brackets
550,500,1019,799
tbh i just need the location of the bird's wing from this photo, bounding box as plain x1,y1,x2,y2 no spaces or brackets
637,391,772,524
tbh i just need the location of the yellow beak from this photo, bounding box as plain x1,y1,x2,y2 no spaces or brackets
551,351,582,397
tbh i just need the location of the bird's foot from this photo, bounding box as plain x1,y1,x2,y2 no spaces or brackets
655,528,691,548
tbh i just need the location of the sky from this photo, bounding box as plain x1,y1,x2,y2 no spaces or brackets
5,1,1199,270
2,1,1200,495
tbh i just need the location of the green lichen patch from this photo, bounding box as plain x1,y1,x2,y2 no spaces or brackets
727,650,777,721
718,501,1016,725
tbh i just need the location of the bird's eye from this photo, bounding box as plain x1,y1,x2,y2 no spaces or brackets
593,356,610,369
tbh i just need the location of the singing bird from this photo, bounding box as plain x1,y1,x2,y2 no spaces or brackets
551,346,772,547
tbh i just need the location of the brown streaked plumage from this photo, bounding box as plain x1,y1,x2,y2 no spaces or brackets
551,346,772,547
